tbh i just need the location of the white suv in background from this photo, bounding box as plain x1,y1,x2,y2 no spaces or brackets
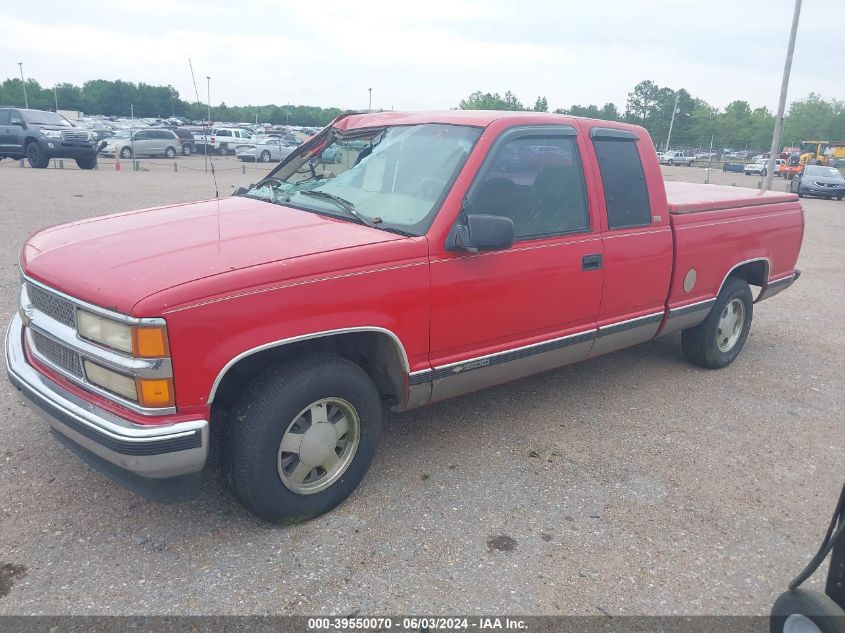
210,128,252,155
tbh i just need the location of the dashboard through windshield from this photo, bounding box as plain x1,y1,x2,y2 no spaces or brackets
239,123,482,236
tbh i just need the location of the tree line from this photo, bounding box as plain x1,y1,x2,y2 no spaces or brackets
459,83,845,150
0,77,343,127
1,76,843,148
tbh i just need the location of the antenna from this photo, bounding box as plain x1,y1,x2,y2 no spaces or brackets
188,58,219,199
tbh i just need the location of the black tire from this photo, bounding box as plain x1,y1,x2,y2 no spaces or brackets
26,142,48,168
668,160,675,166
762,169,767,176
182,145,193,156
223,354,382,524
120,146,133,159
771,590,845,633
165,146,176,159
219,143,228,155
76,155,97,170
682,275,753,369
260,150,271,162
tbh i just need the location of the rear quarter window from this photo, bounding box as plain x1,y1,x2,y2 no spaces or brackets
593,139,651,230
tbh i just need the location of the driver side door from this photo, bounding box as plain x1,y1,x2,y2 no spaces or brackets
427,125,604,401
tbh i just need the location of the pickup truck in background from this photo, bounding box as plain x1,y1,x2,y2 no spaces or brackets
7,111,804,523
0,107,98,169
192,127,253,155
659,150,695,166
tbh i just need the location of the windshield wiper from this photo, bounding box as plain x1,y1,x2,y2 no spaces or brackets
296,190,376,228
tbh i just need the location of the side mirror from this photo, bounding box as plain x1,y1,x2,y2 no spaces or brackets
451,214,514,252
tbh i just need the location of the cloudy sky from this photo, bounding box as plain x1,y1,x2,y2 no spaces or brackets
2,0,842,113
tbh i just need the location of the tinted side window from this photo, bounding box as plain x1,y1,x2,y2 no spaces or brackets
218,129,231,137
0,110,10,125
471,136,589,240
593,139,651,229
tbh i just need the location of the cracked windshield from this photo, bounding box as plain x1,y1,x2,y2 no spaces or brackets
240,123,481,236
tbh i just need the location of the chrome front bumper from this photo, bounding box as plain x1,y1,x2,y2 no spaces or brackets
6,313,208,499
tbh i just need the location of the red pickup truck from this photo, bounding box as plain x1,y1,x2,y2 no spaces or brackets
7,111,804,523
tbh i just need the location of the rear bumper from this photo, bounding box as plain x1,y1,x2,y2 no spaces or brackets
758,269,801,302
5,313,208,501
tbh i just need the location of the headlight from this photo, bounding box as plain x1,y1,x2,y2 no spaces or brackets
77,310,169,357
83,360,138,400
41,130,62,139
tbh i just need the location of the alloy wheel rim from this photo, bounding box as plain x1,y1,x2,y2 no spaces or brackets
783,614,823,633
717,298,745,352
277,398,360,495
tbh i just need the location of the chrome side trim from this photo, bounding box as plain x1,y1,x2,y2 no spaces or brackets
23,273,166,326
658,298,717,338
588,312,664,358
208,326,411,403
7,314,208,479
430,329,595,403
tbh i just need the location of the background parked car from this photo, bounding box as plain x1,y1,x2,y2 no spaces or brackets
789,164,845,199
99,129,181,159
660,150,695,166
744,161,769,176
318,145,343,164
163,127,196,155
236,137,295,162
0,107,98,169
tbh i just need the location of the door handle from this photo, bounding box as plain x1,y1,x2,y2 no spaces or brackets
582,254,603,271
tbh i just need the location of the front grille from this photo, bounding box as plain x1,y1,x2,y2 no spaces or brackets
61,130,89,141
31,330,83,378
27,283,76,327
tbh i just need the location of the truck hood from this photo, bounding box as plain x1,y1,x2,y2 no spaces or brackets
22,196,402,314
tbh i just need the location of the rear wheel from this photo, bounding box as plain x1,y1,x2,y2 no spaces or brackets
771,590,845,633
223,354,382,524
164,146,176,159
219,143,229,155
76,155,97,170
682,275,753,369
26,142,48,168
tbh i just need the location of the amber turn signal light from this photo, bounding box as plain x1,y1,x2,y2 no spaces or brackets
132,326,169,358
137,378,174,408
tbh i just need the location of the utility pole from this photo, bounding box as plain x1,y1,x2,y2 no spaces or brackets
664,93,681,154
18,62,28,108
368,88,372,112
206,76,212,123
764,0,802,191
54,86,58,112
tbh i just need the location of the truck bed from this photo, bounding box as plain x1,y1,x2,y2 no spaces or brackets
665,181,798,214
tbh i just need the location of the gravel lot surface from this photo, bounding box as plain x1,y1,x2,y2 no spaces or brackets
0,157,841,615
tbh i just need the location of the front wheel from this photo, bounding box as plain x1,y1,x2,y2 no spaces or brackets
218,144,229,155
682,275,753,369
260,150,271,162
120,146,133,159
26,142,48,168
223,354,382,524
771,590,845,633
76,155,97,170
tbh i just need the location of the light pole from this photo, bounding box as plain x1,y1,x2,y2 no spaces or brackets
206,76,212,124
664,93,681,153
18,62,28,109
368,88,372,112
764,0,802,191
54,86,58,112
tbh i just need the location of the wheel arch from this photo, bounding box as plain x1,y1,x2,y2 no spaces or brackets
209,327,410,413
718,257,770,297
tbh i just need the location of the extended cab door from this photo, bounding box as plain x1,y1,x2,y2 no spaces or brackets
427,124,604,401
583,126,673,357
